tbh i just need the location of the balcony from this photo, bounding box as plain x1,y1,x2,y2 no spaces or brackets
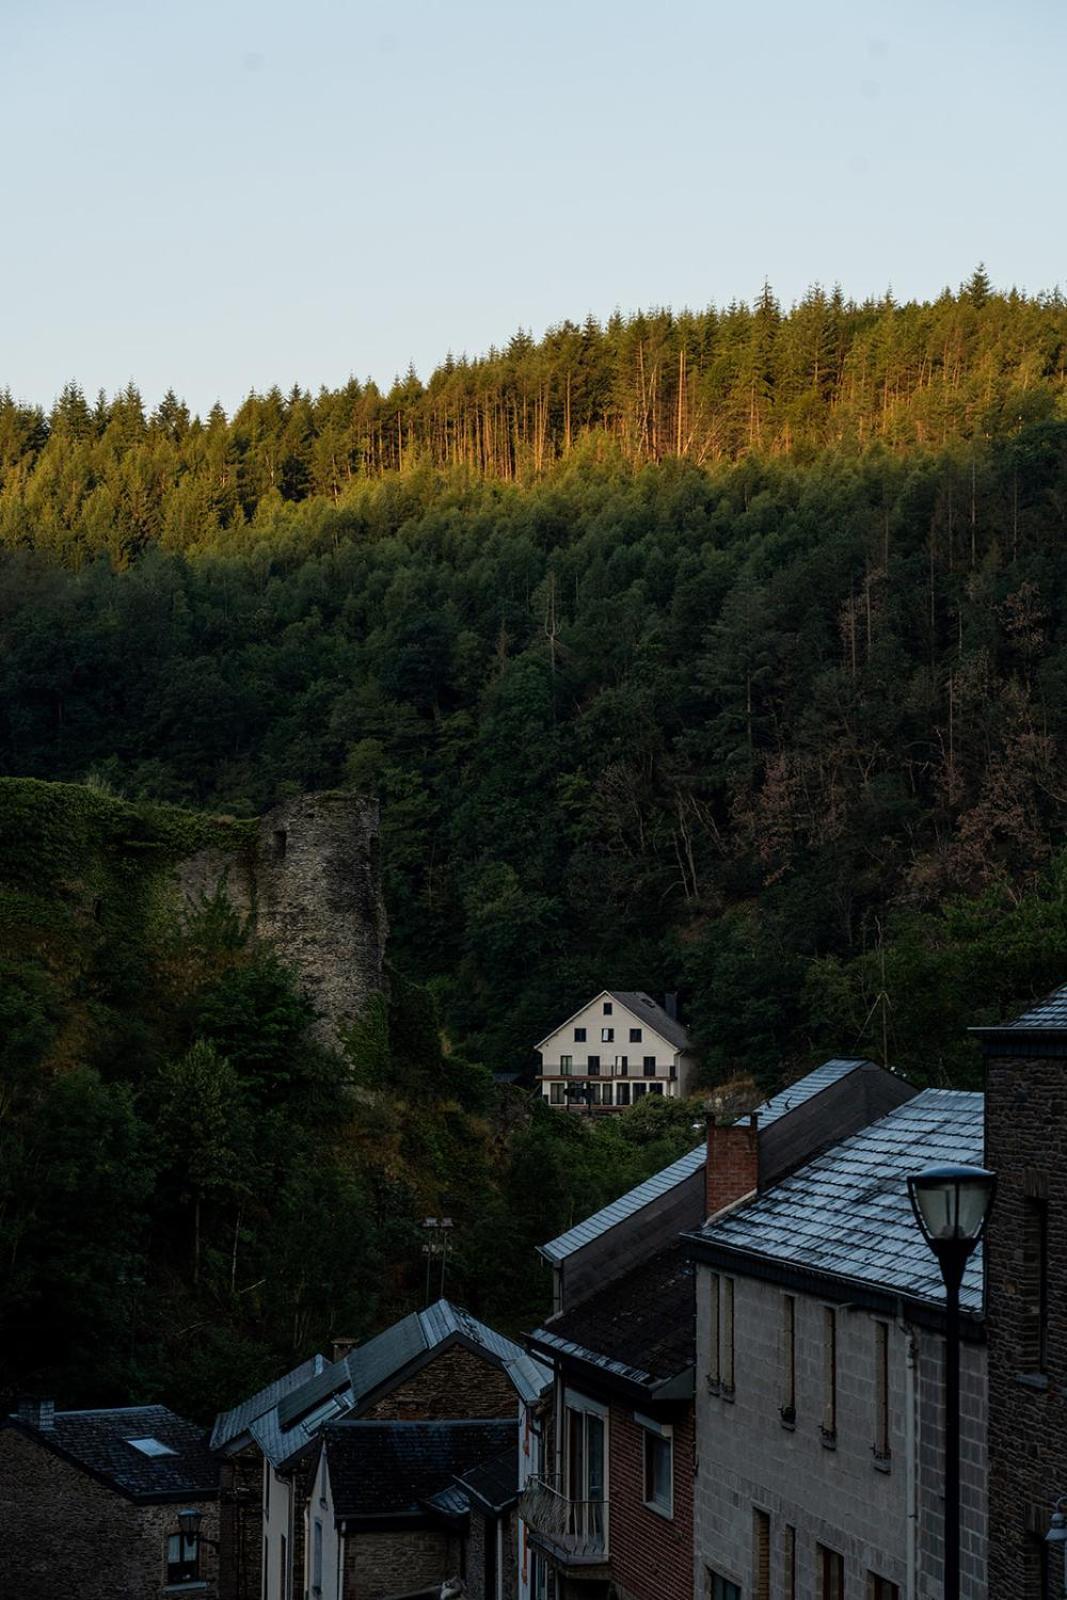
518,1476,609,1567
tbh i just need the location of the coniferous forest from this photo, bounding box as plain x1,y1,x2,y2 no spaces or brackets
4,272,1067,1415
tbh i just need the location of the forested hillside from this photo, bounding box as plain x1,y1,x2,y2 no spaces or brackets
4,274,1067,1409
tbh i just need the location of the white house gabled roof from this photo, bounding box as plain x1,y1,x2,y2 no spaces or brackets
537,1057,875,1266
535,990,689,1054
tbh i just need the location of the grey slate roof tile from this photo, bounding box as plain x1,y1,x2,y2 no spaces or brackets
695,1088,984,1312
530,1244,693,1386
324,1419,516,1521
608,992,691,1053
540,1058,872,1265
210,1354,328,1452
994,982,1067,1030
5,1405,218,1502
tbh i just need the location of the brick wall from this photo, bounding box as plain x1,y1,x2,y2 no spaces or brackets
361,1345,518,1421
607,1403,694,1600
343,1526,461,1599
985,1048,1067,1596
219,1447,264,1600
0,1425,219,1600
705,1118,759,1219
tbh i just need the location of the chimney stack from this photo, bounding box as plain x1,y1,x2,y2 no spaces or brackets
664,992,679,1022
330,1338,358,1364
705,1113,760,1220
17,1397,54,1430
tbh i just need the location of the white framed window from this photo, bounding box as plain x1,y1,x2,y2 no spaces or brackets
166,1532,199,1585
602,1083,613,1106
550,1082,564,1104
312,1520,323,1593
615,1055,628,1074
560,1055,572,1074
636,1413,673,1517
564,1392,607,1547
601,1027,614,1042
707,1272,735,1395
616,1082,630,1105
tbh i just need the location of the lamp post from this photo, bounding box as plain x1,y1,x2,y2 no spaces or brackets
907,1163,996,1600
1046,1498,1067,1594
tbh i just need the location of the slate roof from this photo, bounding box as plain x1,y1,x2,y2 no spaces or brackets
456,1445,520,1514
324,1419,516,1522
979,982,1067,1033
529,1244,694,1389
539,1058,873,1265
691,1089,985,1313
5,1405,218,1503
215,1301,548,1470
210,1354,328,1453
608,992,690,1053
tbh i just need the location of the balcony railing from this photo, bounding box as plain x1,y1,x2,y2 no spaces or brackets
518,1476,608,1564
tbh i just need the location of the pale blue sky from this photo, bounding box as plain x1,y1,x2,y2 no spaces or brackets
2,0,1063,416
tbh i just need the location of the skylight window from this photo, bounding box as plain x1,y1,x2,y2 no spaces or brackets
127,1436,177,1457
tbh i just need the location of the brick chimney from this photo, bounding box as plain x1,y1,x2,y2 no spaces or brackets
705,1113,760,1220
17,1397,54,1430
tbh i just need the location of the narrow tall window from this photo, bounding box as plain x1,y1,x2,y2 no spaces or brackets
643,1055,656,1077
313,1521,323,1592
781,1296,796,1423
560,1055,572,1075
167,1532,199,1585
821,1308,837,1445
601,1027,614,1042
587,1055,600,1074
868,1577,899,1600
615,1055,628,1074
818,1544,845,1600
722,1277,735,1395
784,1526,797,1600
616,1083,630,1105
708,1273,721,1388
753,1509,771,1600
874,1322,891,1462
1021,1197,1049,1372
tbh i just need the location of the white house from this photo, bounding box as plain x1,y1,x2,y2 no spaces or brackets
535,991,698,1110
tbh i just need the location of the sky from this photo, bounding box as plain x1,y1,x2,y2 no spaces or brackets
1,0,1064,417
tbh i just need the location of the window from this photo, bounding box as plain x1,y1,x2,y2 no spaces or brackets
784,1525,797,1600
532,1552,559,1600
818,1544,845,1600
874,1322,891,1463
602,1027,614,1042
312,1520,323,1593
629,1028,642,1042
602,1083,614,1106
615,1055,628,1074
550,1082,564,1105
1021,1197,1049,1371
167,1532,200,1585
565,1400,606,1544
708,1272,734,1395
127,1436,177,1457
706,1571,741,1600
574,1027,586,1042
781,1295,796,1423
560,1055,573,1074
821,1308,837,1445
603,1001,613,1014
638,1415,672,1515
616,1083,631,1106
867,1577,899,1600
753,1509,770,1600
587,1055,600,1074
648,1082,664,1095
643,1056,656,1076
588,1082,602,1105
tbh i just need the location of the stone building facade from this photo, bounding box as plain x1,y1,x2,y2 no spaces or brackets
0,1401,220,1600
978,988,1067,1599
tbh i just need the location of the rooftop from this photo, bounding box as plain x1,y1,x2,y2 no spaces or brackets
324,1419,516,1522
529,1244,693,1391
5,1405,218,1503
974,981,1067,1036
210,1353,328,1454
455,1444,520,1514
539,1058,874,1265
691,1089,985,1314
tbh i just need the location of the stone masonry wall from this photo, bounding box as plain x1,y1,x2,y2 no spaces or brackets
360,1345,519,1421
692,1265,986,1599
343,1526,461,1599
985,1049,1067,1597
0,1425,219,1600
177,790,387,1051
608,1403,694,1600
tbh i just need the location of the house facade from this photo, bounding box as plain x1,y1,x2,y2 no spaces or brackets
686,1089,988,1600
977,985,1067,1599
0,1398,220,1600
536,992,698,1111
213,1301,547,1600
521,1056,915,1600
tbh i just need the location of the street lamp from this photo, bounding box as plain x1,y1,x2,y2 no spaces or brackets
907,1164,996,1600
1046,1499,1067,1594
